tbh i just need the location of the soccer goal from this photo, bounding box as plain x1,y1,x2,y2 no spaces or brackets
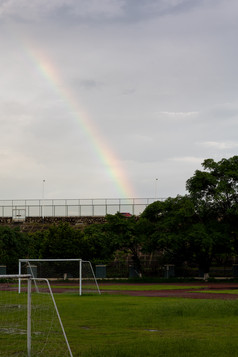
18,259,101,295
0,274,73,357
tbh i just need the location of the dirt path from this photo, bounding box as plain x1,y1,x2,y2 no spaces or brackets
100,282,238,300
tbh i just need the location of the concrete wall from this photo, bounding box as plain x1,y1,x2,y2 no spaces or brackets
0,216,107,232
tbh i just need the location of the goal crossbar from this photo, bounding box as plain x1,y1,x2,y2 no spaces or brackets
19,259,82,262
1,274,31,279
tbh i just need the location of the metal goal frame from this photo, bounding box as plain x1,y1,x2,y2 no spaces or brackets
18,258,100,295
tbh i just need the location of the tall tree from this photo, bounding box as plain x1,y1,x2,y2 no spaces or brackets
186,156,238,216
83,223,116,262
0,226,29,272
39,223,86,259
141,196,196,266
186,156,238,263
141,195,232,277
105,213,143,275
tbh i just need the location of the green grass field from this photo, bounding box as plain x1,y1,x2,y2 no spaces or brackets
54,293,238,357
2,284,238,356
196,289,238,295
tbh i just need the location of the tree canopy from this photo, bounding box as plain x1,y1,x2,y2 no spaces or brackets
186,156,238,216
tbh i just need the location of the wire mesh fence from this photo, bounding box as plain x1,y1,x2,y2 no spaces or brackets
0,198,166,219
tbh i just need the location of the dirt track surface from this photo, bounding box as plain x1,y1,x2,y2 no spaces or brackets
100,283,238,300
15,282,238,299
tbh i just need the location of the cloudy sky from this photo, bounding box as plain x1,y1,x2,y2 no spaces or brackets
0,0,238,200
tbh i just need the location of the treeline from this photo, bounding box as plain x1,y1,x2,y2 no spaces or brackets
1,156,238,277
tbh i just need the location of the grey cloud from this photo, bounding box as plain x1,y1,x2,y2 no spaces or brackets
122,0,204,21
207,103,238,120
199,141,238,150
0,0,223,24
0,0,125,22
76,79,103,90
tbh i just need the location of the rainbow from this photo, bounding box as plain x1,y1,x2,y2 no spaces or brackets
24,43,135,198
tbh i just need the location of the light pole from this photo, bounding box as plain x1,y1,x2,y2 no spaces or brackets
42,179,45,219
155,178,158,200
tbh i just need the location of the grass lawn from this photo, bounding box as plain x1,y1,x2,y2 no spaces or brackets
54,294,238,357
195,289,238,295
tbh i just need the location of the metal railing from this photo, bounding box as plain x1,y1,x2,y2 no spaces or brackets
0,198,166,219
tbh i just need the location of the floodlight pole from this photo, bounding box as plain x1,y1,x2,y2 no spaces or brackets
155,178,158,199
42,179,45,219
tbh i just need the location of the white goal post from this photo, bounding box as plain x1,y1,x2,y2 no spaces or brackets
0,274,73,357
18,258,101,295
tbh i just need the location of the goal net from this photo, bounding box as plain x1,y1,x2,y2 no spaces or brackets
0,275,73,357
18,259,101,295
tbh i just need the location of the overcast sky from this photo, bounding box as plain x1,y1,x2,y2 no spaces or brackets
0,0,238,200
